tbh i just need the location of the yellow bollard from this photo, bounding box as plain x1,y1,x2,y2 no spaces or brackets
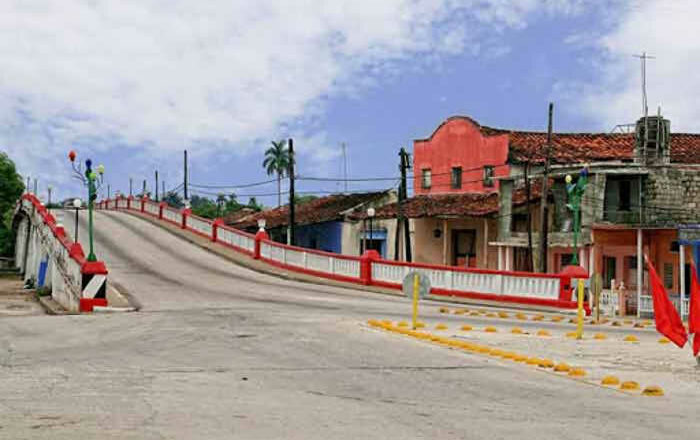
576,278,584,340
412,273,419,330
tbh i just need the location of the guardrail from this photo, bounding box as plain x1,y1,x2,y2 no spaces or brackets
99,195,582,312
14,194,108,312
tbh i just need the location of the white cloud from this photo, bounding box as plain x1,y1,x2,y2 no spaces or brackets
0,0,584,195
562,0,700,132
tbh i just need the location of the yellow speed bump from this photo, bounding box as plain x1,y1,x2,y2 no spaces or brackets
594,333,607,340
536,330,551,337
538,359,554,368
511,327,523,334
516,313,527,320
489,349,504,357
620,381,640,391
485,312,497,318
601,376,620,386
642,386,665,396
525,357,541,365
367,319,381,327
498,311,509,319
623,335,639,342
568,368,586,377
477,346,492,354
565,331,578,339
553,363,571,373
551,316,564,322
381,320,393,326
611,321,621,327
414,322,426,329
513,354,528,362
461,324,473,331
532,314,544,321
484,326,498,333
658,337,671,344
435,323,448,330
469,311,481,316
397,321,409,327
454,309,467,315
439,307,450,313
623,319,633,325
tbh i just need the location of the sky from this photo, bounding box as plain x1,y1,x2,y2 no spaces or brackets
2,0,699,206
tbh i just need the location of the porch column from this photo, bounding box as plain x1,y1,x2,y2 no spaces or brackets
483,218,489,269
498,246,504,270
505,246,512,271
442,219,448,266
680,244,686,317
579,248,586,271
588,245,595,274
636,228,642,318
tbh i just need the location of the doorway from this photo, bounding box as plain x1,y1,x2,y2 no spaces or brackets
452,229,476,266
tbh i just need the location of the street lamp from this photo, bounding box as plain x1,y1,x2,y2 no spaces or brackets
73,198,82,242
47,185,53,212
257,218,267,232
69,150,105,262
367,207,376,251
565,166,589,265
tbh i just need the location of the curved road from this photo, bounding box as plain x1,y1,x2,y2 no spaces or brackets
1,210,697,439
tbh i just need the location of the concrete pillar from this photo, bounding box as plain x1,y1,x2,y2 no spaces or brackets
580,248,586,271
637,228,643,318
442,219,448,266
505,246,512,271
498,179,513,241
483,218,489,269
498,246,504,270
680,244,686,317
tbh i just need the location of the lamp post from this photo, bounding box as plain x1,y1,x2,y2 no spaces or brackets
367,207,376,252
73,198,82,242
47,185,53,212
565,166,589,266
69,150,105,262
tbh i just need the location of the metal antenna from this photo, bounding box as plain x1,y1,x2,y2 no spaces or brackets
633,52,656,118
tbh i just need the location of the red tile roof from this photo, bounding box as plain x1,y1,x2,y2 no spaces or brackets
352,183,541,220
426,116,700,164
230,192,391,229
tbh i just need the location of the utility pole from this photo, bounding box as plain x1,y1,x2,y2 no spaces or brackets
525,162,533,272
47,185,52,210
162,181,166,199
33,178,38,195
155,170,159,202
396,147,412,262
538,103,553,273
107,184,111,199
341,142,348,193
142,179,147,197
26,176,30,193
288,138,296,246
184,150,189,207
129,177,133,197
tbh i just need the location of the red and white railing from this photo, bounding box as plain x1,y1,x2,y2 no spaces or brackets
99,195,582,311
16,194,109,312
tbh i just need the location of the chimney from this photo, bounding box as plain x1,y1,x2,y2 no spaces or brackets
635,108,670,164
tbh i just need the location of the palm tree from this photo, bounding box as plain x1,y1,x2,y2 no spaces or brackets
263,139,290,207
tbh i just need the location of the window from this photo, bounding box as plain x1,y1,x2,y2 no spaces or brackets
451,167,462,189
663,263,674,289
421,168,432,189
670,241,680,253
483,166,494,187
603,175,642,221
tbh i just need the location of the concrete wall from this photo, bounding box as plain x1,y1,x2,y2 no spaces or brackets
342,218,397,259
413,117,510,195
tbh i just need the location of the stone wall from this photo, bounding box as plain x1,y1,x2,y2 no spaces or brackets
644,166,700,226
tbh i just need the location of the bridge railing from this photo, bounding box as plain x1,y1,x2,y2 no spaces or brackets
98,196,580,312
14,194,108,312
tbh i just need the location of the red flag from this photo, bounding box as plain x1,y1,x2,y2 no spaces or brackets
646,256,688,348
689,260,700,356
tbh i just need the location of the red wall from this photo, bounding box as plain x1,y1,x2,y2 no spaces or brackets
413,117,510,194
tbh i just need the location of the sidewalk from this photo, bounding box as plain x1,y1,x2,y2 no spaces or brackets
0,275,45,317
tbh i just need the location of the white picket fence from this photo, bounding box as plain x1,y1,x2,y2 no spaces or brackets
218,225,255,253
187,215,213,237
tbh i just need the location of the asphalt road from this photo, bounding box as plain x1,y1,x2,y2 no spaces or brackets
1,210,698,439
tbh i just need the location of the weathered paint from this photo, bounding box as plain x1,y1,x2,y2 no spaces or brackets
413,117,510,195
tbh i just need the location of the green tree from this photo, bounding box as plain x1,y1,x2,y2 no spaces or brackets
190,195,218,219
0,153,26,256
262,139,290,208
247,197,263,212
162,191,184,209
